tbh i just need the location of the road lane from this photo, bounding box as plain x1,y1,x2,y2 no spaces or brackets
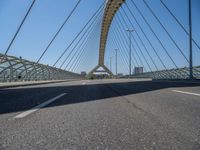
0,79,200,149
14,93,67,119
0,80,87,116
172,90,200,97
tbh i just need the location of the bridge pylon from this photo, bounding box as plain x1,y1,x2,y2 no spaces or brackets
87,64,114,78
88,0,125,79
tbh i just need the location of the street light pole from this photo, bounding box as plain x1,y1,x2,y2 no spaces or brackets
109,57,112,72
189,0,193,79
126,29,134,78
115,49,118,76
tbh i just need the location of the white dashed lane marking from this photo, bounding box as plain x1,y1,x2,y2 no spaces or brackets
14,93,67,119
172,90,200,97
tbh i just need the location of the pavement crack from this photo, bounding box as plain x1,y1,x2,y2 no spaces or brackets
105,84,147,114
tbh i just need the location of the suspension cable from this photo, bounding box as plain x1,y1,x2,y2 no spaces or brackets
114,38,134,73
160,0,200,51
4,0,36,56
118,10,170,77
123,5,181,77
115,28,144,72
118,50,130,74
122,5,167,70
109,27,130,72
143,0,189,62
37,0,82,63
66,12,103,70
110,27,131,71
60,7,103,69
113,18,147,72
128,1,178,69
142,0,197,75
117,11,157,71
112,22,139,71
115,18,151,72
112,21,138,69
71,15,102,72
53,2,105,67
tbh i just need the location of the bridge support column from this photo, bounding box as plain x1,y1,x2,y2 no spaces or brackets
87,64,114,78
88,0,125,79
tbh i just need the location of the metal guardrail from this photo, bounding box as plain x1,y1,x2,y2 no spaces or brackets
131,66,200,79
0,53,81,82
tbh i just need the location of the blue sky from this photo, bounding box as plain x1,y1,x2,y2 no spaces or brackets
0,0,199,74
106,0,200,74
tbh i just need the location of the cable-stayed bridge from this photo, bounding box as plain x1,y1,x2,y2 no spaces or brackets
0,1,200,149
0,0,200,81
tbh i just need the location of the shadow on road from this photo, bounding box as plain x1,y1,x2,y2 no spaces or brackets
0,80,200,115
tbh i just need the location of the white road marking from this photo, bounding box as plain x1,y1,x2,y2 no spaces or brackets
82,82,86,85
172,90,200,97
14,93,67,119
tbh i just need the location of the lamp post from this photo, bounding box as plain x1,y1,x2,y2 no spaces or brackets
109,57,112,72
126,29,134,78
115,49,118,77
189,0,193,79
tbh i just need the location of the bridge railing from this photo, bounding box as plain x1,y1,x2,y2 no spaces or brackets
0,53,81,82
131,66,200,79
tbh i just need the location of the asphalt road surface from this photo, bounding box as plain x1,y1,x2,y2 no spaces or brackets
0,79,200,150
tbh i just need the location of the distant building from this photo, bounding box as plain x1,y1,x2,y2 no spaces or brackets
81,71,87,76
134,67,143,74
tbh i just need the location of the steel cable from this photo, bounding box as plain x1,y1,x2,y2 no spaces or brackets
37,0,82,63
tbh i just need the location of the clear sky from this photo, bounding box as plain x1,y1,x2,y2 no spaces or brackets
0,0,199,74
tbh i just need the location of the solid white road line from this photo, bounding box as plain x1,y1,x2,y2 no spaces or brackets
14,93,67,119
172,90,200,97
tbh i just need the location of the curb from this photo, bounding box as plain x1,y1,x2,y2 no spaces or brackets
0,79,82,89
